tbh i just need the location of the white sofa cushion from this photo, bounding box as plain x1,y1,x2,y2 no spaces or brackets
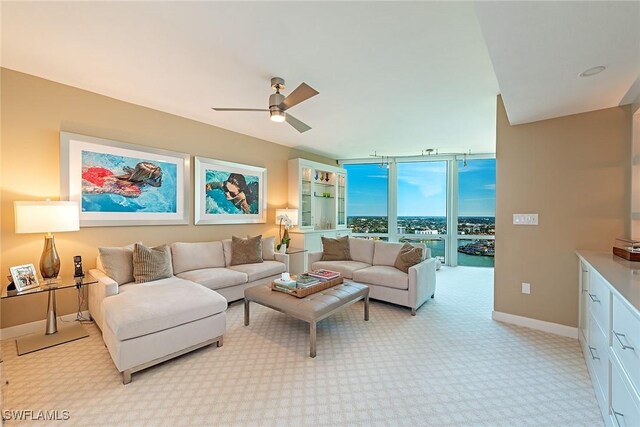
177,268,248,290
228,261,285,282
98,242,138,285
352,265,409,290
372,241,405,267
349,238,375,264
104,277,227,341
170,241,225,274
310,260,370,279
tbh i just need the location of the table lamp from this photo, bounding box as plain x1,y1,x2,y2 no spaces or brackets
14,200,80,280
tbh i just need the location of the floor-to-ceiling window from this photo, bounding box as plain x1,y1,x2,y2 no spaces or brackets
343,155,495,267
344,163,389,240
397,161,448,263
457,159,496,267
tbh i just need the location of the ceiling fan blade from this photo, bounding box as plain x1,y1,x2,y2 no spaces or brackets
285,114,312,133
279,83,319,110
212,108,268,112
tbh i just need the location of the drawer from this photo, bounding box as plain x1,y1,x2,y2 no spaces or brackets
612,296,640,396
587,313,609,403
588,271,610,335
611,362,640,427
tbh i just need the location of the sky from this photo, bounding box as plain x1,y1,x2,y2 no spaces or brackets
345,159,495,217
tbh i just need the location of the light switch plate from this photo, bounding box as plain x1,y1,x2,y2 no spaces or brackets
522,282,531,294
513,213,538,225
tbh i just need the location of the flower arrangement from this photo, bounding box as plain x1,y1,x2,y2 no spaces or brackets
276,214,292,251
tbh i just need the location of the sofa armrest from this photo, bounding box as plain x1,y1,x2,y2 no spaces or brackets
307,251,323,268
274,253,290,272
408,258,436,313
88,268,119,331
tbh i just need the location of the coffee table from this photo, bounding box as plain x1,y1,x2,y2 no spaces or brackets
244,281,369,357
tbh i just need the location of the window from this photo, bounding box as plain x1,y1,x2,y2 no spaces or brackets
457,159,495,267
344,163,388,235
397,161,448,262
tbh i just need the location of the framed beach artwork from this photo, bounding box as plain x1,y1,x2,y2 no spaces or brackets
194,156,267,224
60,132,190,227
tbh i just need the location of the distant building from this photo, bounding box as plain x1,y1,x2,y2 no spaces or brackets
415,229,438,235
397,226,406,234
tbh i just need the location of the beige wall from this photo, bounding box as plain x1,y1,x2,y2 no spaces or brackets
0,68,334,328
495,96,631,328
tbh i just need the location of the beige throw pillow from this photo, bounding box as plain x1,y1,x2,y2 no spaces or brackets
394,243,423,273
98,242,139,285
321,235,352,261
262,236,276,260
230,235,264,266
133,243,173,284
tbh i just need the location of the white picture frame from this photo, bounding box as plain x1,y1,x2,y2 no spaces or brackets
194,156,267,225
60,132,191,227
10,264,40,292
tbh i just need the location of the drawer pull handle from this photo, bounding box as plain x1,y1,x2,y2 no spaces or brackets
588,293,600,303
612,408,625,427
613,331,635,351
588,346,600,360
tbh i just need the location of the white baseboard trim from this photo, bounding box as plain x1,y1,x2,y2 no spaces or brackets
492,310,578,339
0,311,90,340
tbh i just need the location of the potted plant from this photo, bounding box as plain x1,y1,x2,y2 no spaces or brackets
276,213,292,253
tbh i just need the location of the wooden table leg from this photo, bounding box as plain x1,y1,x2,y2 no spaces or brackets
310,321,316,358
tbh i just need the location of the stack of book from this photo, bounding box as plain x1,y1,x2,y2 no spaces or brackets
295,275,320,288
308,269,341,281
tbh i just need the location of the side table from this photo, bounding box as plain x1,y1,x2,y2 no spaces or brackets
2,275,97,355
285,247,308,275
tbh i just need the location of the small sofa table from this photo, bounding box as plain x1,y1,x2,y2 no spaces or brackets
244,281,369,357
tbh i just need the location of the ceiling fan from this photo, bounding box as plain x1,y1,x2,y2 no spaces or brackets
212,77,319,133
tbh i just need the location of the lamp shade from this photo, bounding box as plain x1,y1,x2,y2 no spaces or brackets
14,201,80,234
275,208,298,226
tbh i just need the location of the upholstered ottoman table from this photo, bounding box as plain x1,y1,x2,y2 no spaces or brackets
244,282,369,357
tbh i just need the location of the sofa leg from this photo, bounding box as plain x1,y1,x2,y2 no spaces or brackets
411,307,416,316
123,370,132,385
431,293,435,299
217,336,224,347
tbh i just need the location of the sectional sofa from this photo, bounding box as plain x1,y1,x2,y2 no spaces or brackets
88,238,288,384
308,238,436,315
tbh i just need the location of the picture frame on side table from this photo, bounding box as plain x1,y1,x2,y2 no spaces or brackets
60,132,191,227
10,264,40,292
194,156,267,224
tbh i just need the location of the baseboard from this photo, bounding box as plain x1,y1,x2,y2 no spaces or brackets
492,310,578,339
1,311,90,340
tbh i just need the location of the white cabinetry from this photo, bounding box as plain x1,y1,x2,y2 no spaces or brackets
577,252,640,427
288,158,348,231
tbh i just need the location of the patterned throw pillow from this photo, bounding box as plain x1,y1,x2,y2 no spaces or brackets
321,235,352,261
230,235,264,266
394,243,424,273
133,243,173,284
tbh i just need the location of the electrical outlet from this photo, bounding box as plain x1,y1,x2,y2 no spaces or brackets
522,282,531,294
513,214,539,225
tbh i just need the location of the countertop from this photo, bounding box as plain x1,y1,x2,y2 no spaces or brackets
576,251,640,314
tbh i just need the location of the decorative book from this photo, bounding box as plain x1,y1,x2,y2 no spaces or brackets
307,269,341,281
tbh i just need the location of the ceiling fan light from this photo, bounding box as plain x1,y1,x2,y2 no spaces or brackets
270,110,286,123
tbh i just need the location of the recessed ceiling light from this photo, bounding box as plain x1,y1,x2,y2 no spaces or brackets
579,66,606,77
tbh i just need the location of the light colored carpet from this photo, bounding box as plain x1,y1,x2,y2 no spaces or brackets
2,267,603,426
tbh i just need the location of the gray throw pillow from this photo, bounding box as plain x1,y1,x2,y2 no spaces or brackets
133,243,173,284
98,242,139,285
230,235,264,266
394,243,423,273
321,235,352,261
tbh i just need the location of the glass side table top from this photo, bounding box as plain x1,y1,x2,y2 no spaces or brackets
286,248,308,255
2,274,97,299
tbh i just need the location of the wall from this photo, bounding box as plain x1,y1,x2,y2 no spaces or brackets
495,96,631,328
0,68,334,328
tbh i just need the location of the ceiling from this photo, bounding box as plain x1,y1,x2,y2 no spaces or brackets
1,2,638,160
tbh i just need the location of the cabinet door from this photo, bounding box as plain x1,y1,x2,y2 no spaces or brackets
579,262,590,342
300,166,313,228
336,172,347,228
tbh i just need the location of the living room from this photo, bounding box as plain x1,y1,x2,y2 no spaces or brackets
1,1,639,426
